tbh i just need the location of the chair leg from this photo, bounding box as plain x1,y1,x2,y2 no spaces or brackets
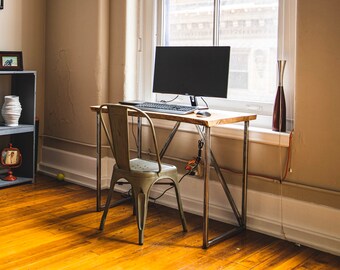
131,187,136,216
133,188,149,245
173,181,188,232
99,176,117,231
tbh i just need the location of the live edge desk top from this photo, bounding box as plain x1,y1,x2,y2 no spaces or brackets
91,104,256,249
90,105,257,127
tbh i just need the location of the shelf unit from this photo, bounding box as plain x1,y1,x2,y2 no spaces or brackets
0,71,36,188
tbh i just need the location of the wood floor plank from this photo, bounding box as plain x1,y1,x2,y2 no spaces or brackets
293,252,340,270
0,174,338,270
271,247,318,270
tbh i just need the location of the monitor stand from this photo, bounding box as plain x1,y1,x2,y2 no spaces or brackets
189,95,208,110
190,96,198,107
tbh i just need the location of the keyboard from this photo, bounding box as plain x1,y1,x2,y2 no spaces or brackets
134,102,197,115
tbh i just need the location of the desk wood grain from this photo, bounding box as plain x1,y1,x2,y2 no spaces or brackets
90,105,257,127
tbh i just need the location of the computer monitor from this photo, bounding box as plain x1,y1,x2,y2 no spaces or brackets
152,46,231,107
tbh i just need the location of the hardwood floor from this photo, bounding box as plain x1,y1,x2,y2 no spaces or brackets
0,174,338,270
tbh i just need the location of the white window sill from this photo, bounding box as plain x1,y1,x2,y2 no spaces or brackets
151,118,291,148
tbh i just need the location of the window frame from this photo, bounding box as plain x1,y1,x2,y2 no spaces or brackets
137,0,296,130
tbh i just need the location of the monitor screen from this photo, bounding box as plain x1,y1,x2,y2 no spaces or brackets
152,46,231,102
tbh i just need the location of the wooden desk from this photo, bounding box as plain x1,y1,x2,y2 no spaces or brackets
91,105,256,248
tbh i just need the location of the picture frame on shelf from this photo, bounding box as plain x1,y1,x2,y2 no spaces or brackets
0,51,23,71
1,148,20,166
1,144,22,181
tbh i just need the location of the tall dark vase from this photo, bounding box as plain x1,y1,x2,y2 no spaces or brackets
272,60,286,132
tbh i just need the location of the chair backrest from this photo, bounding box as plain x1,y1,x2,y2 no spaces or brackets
99,104,162,172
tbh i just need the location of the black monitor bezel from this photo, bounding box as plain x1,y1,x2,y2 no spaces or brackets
152,46,231,106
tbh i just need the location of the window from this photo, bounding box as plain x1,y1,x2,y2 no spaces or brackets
137,0,296,130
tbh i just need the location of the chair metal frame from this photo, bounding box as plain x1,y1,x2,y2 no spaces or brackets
98,104,187,245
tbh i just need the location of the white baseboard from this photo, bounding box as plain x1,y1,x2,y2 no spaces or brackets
39,146,340,256
39,146,112,189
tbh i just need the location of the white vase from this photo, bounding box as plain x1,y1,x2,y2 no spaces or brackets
1,95,22,127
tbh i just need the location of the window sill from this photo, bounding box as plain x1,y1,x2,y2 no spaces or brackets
151,118,291,148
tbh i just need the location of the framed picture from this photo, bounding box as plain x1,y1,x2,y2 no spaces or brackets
2,150,20,166
0,0,3,10
1,144,22,181
0,51,23,71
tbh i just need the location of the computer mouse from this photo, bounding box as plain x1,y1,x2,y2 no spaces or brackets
196,110,211,117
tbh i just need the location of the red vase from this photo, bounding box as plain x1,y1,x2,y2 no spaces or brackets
272,60,286,132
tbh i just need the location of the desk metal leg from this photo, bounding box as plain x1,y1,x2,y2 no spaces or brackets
196,126,242,226
96,111,102,212
203,127,211,249
197,122,250,248
160,122,181,159
242,121,249,226
210,151,243,226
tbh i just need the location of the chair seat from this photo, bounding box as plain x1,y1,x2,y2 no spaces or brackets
113,158,178,181
130,158,176,173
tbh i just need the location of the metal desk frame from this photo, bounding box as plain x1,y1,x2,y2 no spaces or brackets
92,106,256,249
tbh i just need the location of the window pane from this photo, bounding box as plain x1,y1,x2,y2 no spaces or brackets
220,0,279,103
164,0,214,46
162,0,279,105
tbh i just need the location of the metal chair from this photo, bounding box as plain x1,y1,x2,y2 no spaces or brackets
99,104,187,245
